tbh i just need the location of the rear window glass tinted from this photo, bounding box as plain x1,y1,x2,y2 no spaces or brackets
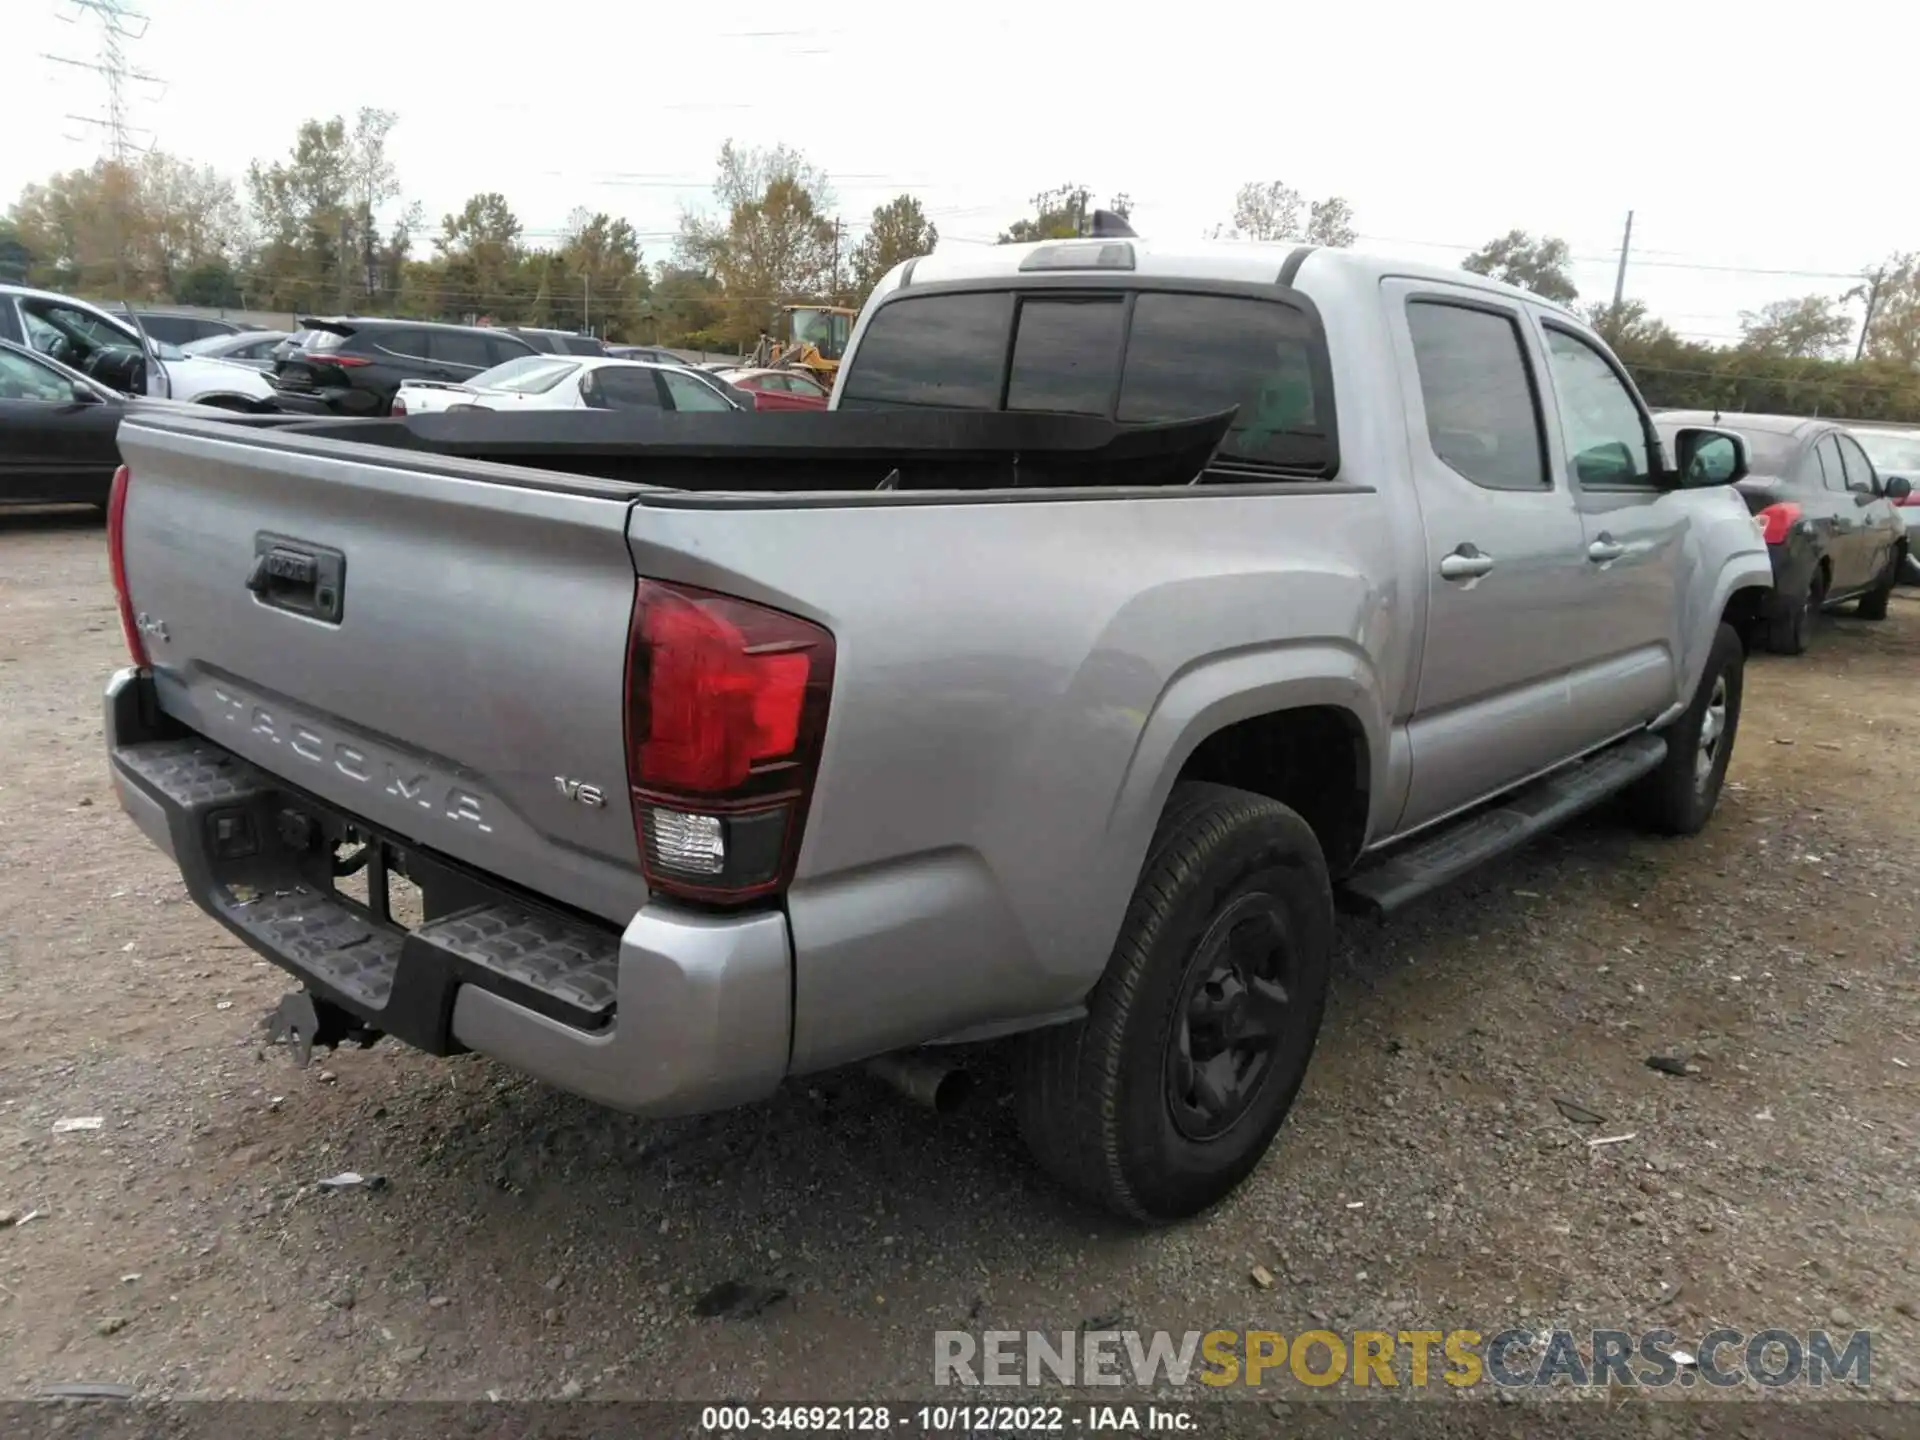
839,291,1014,410
841,288,1330,471
1007,298,1125,415
1117,294,1324,468
303,329,347,352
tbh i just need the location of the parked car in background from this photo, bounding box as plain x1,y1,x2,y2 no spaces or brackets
0,284,286,412
393,355,743,416
1849,425,1920,583
1655,411,1911,651
181,330,291,372
273,317,542,416
719,366,831,411
269,329,326,365
134,312,244,347
0,337,234,507
505,327,606,358
605,345,682,365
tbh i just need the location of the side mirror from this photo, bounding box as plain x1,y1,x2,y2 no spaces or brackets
1672,427,1748,487
1885,474,1913,503
67,384,104,406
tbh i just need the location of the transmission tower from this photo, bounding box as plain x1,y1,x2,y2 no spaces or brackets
45,0,166,162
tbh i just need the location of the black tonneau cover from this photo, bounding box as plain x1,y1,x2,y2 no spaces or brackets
260,408,1241,491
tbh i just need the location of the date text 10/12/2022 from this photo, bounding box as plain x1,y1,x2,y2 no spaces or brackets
699,1406,1198,1433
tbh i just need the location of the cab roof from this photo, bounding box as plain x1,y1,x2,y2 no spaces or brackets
892,237,1577,318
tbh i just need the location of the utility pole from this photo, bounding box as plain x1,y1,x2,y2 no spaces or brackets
1610,210,1635,312
1853,268,1886,364
44,0,165,300
830,217,845,299
583,273,591,335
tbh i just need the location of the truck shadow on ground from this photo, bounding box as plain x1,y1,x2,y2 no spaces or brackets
282,792,1683,1298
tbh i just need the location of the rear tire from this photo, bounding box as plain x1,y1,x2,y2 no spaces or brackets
1765,568,1820,654
1856,561,1897,620
1016,782,1333,1223
1630,622,1743,836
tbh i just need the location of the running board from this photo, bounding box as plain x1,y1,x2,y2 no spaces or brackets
1337,732,1668,918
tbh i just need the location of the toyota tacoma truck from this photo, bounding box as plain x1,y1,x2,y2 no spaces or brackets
102,232,1774,1223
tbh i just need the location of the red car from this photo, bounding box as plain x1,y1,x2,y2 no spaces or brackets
718,367,831,411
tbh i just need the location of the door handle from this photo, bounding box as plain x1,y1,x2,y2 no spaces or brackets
1588,535,1626,563
1438,546,1495,581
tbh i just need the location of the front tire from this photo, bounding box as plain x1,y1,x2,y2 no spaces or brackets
1016,783,1333,1223
1630,622,1744,836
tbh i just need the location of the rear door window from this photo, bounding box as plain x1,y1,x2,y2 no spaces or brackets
589,367,663,410
1835,433,1876,493
1815,435,1847,491
428,330,495,370
1404,300,1547,491
374,329,429,360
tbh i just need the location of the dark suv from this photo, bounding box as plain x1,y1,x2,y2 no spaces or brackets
508,327,606,357
274,318,541,416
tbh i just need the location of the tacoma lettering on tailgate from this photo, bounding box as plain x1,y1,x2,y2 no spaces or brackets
209,683,493,833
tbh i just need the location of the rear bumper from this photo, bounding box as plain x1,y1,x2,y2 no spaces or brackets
103,668,791,1118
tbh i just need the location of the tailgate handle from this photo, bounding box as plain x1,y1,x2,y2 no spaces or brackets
248,534,346,624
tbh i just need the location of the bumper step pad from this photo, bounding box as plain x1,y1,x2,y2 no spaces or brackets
113,737,620,1037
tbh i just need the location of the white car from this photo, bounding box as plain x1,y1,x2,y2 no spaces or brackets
0,284,283,411
392,355,741,416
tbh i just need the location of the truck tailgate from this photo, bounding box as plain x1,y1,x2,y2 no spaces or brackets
113,417,649,925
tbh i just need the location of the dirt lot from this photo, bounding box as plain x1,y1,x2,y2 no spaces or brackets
2,506,1916,1410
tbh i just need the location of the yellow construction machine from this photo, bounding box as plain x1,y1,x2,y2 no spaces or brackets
747,303,856,387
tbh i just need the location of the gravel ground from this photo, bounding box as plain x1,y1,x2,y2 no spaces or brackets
2,507,1916,1416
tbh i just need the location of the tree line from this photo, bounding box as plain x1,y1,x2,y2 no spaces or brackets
3,113,1917,419
1463,231,1920,421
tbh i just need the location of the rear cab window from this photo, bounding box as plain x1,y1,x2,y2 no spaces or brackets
838,285,1335,476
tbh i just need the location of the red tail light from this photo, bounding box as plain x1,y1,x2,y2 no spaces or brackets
1756,502,1803,545
106,464,149,668
623,579,834,905
1896,490,1918,508
390,394,408,415
308,353,372,368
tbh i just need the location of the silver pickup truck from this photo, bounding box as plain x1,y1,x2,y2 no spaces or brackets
103,235,1774,1222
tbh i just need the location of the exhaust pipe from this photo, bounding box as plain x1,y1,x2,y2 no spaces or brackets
865,1051,973,1115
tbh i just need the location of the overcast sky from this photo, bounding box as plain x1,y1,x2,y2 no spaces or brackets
5,0,1911,342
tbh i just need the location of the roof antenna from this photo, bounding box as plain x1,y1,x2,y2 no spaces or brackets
1090,209,1136,238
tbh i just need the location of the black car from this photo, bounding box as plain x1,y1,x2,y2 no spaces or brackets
605,345,683,365
0,338,226,507
1656,410,1913,652
508,327,606,357
135,312,245,346
274,317,541,416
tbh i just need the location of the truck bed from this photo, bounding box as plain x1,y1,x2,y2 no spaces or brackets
233,407,1253,493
